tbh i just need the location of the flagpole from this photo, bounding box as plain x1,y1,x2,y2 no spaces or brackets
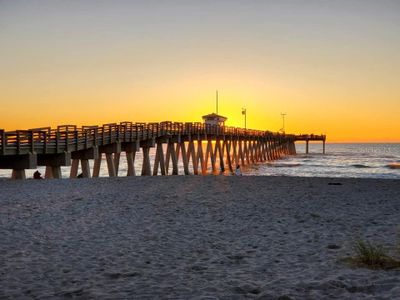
216,90,218,114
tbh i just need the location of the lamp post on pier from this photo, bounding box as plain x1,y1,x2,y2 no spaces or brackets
242,108,247,130
280,113,286,134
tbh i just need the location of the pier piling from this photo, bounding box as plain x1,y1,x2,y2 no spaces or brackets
0,122,325,179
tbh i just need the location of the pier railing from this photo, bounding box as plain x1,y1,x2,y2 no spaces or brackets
0,122,323,156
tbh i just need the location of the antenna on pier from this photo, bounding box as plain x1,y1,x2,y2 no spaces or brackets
280,113,286,133
216,90,219,114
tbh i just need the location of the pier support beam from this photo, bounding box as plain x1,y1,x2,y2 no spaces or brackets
100,143,121,177
289,141,296,155
306,140,309,154
204,140,212,173
141,147,151,176
0,153,37,180
244,140,250,164
105,154,116,177
178,142,189,175
81,159,91,178
232,139,238,167
11,169,26,180
38,152,71,179
323,140,326,154
122,141,139,176
126,151,136,176
214,139,224,172
197,140,206,175
44,166,62,179
92,158,101,177
165,141,175,175
187,140,198,175
114,153,121,175
153,141,166,176
169,142,178,175
249,140,255,163
92,143,122,178
225,140,233,172
70,147,99,178
70,159,79,178
238,140,245,166
273,140,278,160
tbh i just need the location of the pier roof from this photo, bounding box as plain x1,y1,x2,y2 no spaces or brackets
202,113,227,121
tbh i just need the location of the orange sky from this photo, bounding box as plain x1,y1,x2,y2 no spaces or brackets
0,1,399,142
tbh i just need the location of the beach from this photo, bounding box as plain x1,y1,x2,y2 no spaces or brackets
1,176,399,299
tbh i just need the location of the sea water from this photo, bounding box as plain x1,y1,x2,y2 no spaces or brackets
244,143,400,179
0,143,399,179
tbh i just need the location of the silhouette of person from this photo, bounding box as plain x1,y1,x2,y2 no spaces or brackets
33,170,43,179
235,165,242,176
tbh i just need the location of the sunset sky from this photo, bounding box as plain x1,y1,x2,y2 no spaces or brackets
0,0,399,142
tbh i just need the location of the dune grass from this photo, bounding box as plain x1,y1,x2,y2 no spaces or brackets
343,239,400,270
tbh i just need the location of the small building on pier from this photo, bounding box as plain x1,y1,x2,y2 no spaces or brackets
202,113,227,126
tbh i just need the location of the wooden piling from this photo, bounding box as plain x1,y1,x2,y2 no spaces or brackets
70,159,79,178
179,142,189,175
105,153,116,177
126,151,136,176
11,169,26,180
153,142,166,176
93,156,102,177
141,146,151,176
197,140,206,175
114,152,121,176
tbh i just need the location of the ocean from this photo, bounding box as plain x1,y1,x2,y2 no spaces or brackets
244,143,400,179
0,143,399,179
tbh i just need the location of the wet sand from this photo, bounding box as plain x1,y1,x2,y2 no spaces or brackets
1,176,399,299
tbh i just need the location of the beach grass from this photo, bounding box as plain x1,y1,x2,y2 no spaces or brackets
343,239,400,270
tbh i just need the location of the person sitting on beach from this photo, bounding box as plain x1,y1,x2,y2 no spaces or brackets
33,170,43,179
235,165,242,176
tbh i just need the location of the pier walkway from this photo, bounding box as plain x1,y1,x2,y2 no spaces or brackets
0,122,325,179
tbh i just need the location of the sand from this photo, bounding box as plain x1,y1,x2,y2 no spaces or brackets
1,176,400,299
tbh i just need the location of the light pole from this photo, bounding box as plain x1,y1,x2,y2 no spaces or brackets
281,113,286,133
242,108,247,129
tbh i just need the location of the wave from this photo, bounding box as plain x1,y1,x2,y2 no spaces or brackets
267,163,302,168
351,164,372,169
386,163,400,169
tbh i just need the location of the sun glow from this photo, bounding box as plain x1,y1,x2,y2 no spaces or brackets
1,1,399,142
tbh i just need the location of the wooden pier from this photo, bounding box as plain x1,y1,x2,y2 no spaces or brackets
295,134,327,154
0,122,326,179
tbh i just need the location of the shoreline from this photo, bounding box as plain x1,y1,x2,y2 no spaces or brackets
0,171,400,182
1,176,400,299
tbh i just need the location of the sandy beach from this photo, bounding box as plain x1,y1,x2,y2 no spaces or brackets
1,176,399,299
